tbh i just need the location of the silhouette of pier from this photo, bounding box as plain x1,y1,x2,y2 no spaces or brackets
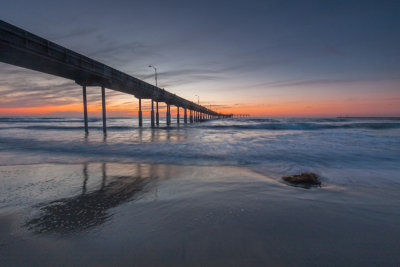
0,20,232,134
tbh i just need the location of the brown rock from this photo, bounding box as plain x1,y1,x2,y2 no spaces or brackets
282,172,321,188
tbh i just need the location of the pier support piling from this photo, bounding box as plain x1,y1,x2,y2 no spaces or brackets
138,98,143,127
156,102,159,125
101,86,107,135
167,103,171,125
190,110,193,123
184,108,187,123
177,106,180,124
151,100,155,127
82,85,88,134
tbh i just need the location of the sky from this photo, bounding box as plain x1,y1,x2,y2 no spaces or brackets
1,0,399,116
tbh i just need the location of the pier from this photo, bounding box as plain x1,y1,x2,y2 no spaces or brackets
0,20,232,134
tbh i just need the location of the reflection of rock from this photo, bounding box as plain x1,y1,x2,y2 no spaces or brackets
282,172,321,188
24,163,155,234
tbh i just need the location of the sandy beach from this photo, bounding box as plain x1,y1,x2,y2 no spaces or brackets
1,162,399,266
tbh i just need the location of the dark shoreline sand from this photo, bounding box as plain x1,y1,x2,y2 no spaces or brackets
1,163,399,266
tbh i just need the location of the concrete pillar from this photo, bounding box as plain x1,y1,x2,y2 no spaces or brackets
82,85,88,134
156,101,159,125
101,86,106,135
190,109,193,123
177,106,180,124
184,108,187,123
167,103,171,125
151,100,155,127
138,98,143,127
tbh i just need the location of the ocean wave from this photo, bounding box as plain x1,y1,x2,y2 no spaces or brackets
0,117,102,123
1,121,399,187
202,122,400,131
1,121,399,131
0,125,138,131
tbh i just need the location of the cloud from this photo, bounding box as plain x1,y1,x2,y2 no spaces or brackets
88,40,158,66
250,76,400,89
0,64,121,108
326,46,345,56
134,68,227,88
49,27,97,42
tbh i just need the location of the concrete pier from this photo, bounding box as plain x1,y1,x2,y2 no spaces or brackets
82,85,88,134
0,20,234,133
138,98,143,127
101,86,106,134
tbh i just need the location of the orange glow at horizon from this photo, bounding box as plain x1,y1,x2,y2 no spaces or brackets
0,104,107,116
216,98,400,117
0,97,398,117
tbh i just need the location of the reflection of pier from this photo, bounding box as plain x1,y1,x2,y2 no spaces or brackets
25,163,165,234
0,20,233,135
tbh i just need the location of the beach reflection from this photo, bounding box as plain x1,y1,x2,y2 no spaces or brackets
136,127,187,143
25,163,162,234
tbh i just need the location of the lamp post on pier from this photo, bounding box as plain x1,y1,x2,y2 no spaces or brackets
149,65,158,126
148,65,158,87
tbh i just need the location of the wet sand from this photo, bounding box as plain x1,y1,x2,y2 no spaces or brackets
1,163,400,266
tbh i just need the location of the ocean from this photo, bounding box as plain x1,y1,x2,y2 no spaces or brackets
1,116,400,266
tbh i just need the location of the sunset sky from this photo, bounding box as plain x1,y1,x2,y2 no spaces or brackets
1,0,399,117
